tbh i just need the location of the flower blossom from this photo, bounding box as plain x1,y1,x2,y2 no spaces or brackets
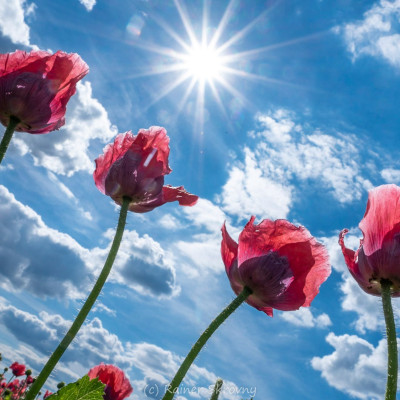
88,364,132,400
10,362,25,377
339,184,400,296
221,216,331,316
0,49,88,133
94,127,198,212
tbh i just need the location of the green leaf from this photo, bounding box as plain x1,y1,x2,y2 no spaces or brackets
46,375,105,400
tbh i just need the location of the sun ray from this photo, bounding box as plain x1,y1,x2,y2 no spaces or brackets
225,30,329,61
121,0,320,134
143,72,192,111
174,0,198,46
217,10,269,54
209,0,237,48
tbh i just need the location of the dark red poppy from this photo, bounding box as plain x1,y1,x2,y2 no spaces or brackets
0,50,88,133
221,216,331,316
94,127,198,212
9,362,25,377
340,184,400,296
88,364,132,400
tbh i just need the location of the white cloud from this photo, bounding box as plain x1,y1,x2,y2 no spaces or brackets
280,308,332,328
0,300,243,399
0,185,178,300
221,147,292,220
0,0,36,48
13,81,118,176
381,167,400,183
182,198,227,232
158,214,182,230
89,229,180,299
79,0,96,11
311,332,387,399
174,232,223,276
220,109,372,222
337,0,400,68
0,185,91,300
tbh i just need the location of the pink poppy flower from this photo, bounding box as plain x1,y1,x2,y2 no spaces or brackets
0,49,88,133
88,364,132,400
221,216,331,316
43,390,53,399
94,127,198,212
339,184,400,296
9,362,25,377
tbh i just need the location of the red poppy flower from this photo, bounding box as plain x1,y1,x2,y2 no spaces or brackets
94,127,198,212
221,216,331,316
0,49,88,133
43,390,53,399
88,364,132,400
9,362,25,377
339,184,400,296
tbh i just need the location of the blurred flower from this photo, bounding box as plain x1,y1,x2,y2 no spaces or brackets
0,49,88,133
221,216,331,316
43,390,53,399
94,127,198,212
340,184,400,296
10,362,25,377
88,364,132,400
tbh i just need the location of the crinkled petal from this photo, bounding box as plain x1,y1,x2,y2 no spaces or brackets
359,184,400,257
235,217,330,314
135,126,171,175
0,50,51,76
0,49,88,134
238,217,314,267
94,132,136,194
88,364,132,400
162,185,198,206
221,222,238,275
273,239,330,310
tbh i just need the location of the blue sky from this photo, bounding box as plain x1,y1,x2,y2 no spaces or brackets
1,0,400,399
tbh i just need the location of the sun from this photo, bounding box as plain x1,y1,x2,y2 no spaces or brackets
182,42,225,83
125,0,309,133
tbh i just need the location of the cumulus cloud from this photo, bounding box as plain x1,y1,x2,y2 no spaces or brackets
336,0,400,68
129,342,243,400
79,0,96,11
280,308,332,328
381,167,400,183
0,185,91,300
89,228,179,298
182,198,227,232
311,332,387,399
0,185,178,300
0,300,243,399
13,81,117,176
0,0,36,48
220,109,372,221
221,148,292,220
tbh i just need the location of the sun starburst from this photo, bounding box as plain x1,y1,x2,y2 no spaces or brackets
125,0,322,133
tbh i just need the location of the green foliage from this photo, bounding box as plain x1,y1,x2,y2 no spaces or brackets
46,375,105,400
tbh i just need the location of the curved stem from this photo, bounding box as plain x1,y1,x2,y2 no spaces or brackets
0,116,20,165
381,279,398,400
162,287,252,400
210,379,223,400
25,197,131,400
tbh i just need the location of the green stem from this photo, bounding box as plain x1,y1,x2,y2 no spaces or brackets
381,279,398,400
162,287,252,400
210,379,223,400
25,197,131,400
0,116,20,165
